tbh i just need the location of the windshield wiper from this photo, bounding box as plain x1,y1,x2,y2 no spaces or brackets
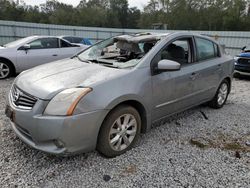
100,63,120,69
75,56,119,69
75,55,91,63
92,59,114,65
91,59,121,69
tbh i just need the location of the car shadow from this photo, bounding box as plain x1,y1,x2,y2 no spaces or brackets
234,74,250,81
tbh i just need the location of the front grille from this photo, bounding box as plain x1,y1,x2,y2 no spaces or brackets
235,65,250,73
11,85,37,110
238,58,250,65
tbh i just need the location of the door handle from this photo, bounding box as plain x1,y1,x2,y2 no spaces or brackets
217,64,222,72
52,54,58,56
190,72,199,80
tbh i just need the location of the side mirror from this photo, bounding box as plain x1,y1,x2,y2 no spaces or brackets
23,44,31,50
157,59,181,72
242,46,246,51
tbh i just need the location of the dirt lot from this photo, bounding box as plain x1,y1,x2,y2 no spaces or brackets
0,77,250,188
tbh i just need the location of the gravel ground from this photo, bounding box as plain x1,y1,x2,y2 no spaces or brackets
0,77,250,188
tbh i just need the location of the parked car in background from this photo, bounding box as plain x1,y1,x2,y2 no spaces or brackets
234,46,250,77
0,36,86,79
5,32,234,158
59,36,92,46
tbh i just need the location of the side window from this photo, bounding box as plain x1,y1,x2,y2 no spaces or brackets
196,38,218,61
73,37,83,44
60,39,73,48
160,38,192,65
63,37,73,43
29,38,59,49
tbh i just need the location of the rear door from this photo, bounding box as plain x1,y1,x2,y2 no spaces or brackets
192,37,223,102
58,39,83,59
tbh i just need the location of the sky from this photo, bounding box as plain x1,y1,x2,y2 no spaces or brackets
21,0,146,9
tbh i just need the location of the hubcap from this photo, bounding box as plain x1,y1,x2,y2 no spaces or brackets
109,114,137,151
217,83,228,105
0,63,10,79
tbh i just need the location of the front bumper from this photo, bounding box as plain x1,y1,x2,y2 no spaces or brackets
235,64,250,76
234,70,250,76
6,97,108,155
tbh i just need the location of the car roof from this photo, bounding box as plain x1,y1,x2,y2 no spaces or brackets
114,33,170,43
58,36,83,38
113,32,216,43
24,35,62,40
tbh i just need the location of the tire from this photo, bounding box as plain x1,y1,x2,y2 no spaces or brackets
97,105,141,158
208,79,230,109
233,72,240,78
0,61,14,79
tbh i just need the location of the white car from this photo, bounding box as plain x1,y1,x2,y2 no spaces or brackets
59,36,92,46
0,36,87,79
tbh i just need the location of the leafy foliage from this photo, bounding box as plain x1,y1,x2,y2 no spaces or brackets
0,0,250,30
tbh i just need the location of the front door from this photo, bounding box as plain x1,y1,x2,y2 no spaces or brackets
17,37,60,71
151,37,198,121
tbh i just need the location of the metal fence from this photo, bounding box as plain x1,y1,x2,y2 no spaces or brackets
1,20,250,55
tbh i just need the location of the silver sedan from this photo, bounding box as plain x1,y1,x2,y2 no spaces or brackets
5,32,234,157
0,36,87,79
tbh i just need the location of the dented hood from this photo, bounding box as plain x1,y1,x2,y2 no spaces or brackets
15,58,127,100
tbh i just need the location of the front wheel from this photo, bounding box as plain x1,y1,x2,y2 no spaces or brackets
0,61,13,79
209,79,229,109
97,105,141,158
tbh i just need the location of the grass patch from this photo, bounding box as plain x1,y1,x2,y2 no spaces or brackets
190,138,209,149
223,142,243,151
190,134,250,153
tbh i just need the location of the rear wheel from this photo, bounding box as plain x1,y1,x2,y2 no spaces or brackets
209,79,229,109
0,61,13,79
97,105,141,158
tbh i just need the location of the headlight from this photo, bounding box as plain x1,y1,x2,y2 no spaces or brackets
44,88,92,116
234,56,239,61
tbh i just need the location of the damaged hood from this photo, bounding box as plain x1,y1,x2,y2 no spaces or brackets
15,58,127,100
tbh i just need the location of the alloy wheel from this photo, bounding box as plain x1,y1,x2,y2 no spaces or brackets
217,83,228,106
0,63,10,79
109,114,137,151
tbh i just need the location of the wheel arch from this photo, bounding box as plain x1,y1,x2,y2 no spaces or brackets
115,100,148,133
102,98,151,134
0,57,16,76
224,77,232,93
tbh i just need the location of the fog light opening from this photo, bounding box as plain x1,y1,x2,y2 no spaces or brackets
53,139,65,149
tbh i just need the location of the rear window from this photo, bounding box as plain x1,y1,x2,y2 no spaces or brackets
196,37,220,61
63,37,73,43
60,39,72,48
72,37,83,43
